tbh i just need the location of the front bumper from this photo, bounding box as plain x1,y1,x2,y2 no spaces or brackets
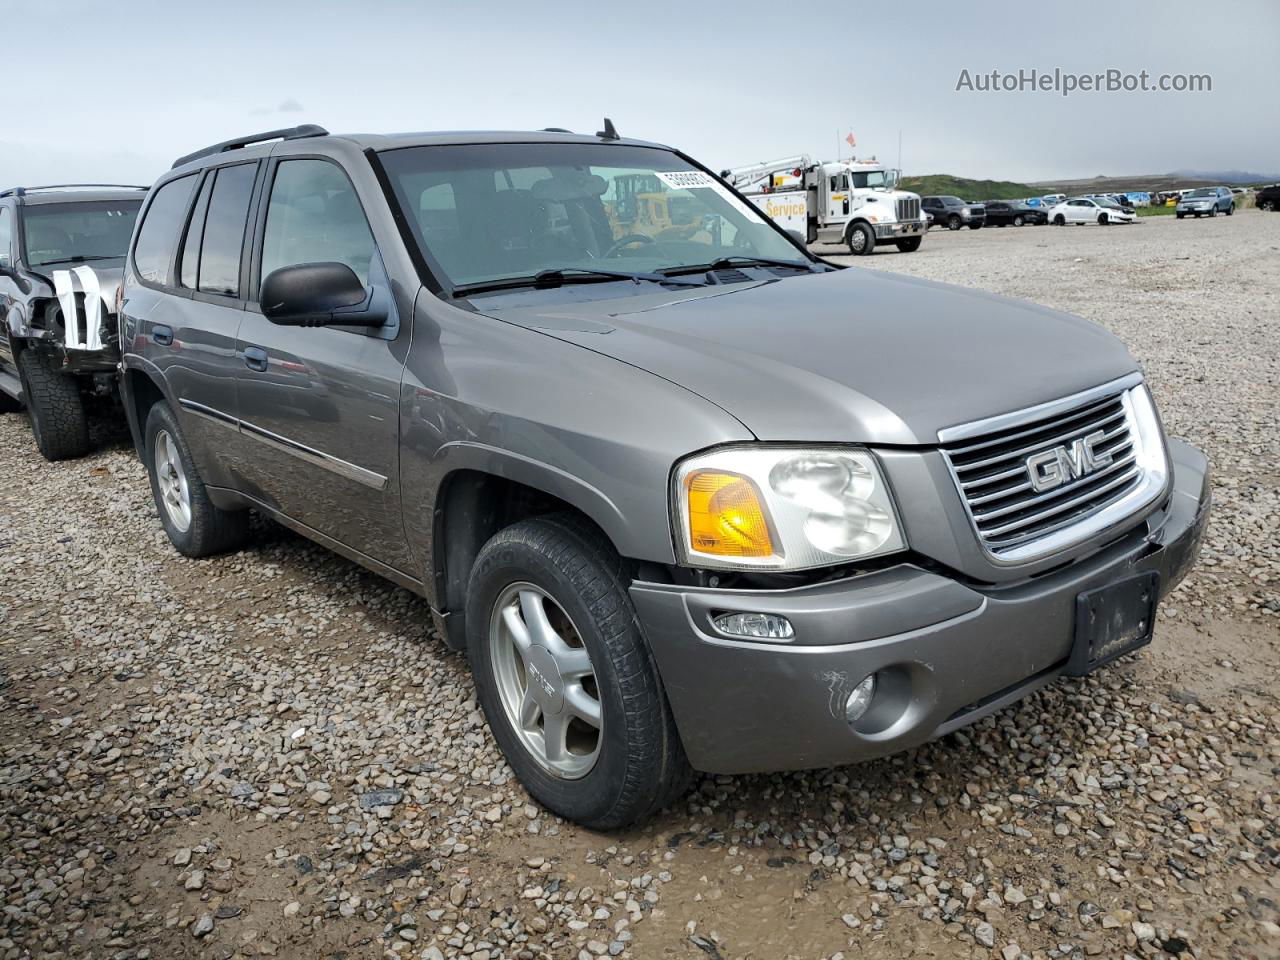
631,438,1210,774
873,219,927,239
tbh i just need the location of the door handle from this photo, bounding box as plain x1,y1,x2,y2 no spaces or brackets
243,346,269,372
152,324,173,346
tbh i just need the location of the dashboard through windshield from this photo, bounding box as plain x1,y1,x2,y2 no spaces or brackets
377,143,808,294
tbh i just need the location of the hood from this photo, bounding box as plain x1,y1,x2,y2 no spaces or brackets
481,268,1137,445
30,259,125,300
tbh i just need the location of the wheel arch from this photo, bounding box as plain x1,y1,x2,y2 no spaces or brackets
120,358,176,459
427,451,638,651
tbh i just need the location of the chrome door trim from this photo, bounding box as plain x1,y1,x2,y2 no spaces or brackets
176,397,388,491
239,419,388,491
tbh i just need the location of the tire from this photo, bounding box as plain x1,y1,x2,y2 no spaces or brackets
1013,215,1025,227
1226,204,1234,216
845,222,875,256
1260,200,1274,212
968,223,982,230
1176,213,1184,219
1053,214,1066,226
1098,214,1109,225
466,516,692,829
1208,206,1217,217
895,237,922,253
947,215,962,231
144,401,250,557
16,349,90,461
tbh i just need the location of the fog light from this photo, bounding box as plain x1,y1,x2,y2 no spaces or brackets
712,611,794,640
844,674,877,723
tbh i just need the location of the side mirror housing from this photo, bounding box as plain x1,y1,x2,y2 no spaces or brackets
261,262,385,327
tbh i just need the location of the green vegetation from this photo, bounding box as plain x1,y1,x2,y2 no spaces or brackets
900,174,1038,201
1138,205,1177,217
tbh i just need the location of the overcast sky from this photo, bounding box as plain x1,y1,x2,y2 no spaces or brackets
3,0,1276,188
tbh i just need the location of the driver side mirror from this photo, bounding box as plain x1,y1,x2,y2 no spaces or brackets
261,262,386,327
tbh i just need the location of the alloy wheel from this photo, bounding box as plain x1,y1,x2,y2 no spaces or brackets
154,429,192,532
489,582,602,779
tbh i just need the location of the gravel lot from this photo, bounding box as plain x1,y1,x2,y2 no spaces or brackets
1,212,1277,960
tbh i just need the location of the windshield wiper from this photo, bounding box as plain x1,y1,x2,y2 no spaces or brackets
659,255,819,277
452,267,701,298
35,255,120,266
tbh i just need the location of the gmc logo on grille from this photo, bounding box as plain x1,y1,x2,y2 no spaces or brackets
1025,429,1112,492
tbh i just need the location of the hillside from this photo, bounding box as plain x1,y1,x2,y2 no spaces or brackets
900,174,1036,200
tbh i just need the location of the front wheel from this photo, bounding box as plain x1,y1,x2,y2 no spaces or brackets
895,237,922,253
846,222,876,255
1012,215,1025,226
947,215,962,231
467,516,691,829
144,401,250,557
1208,206,1217,217
16,348,89,461
1226,204,1234,216
1098,213,1109,225
1260,200,1274,212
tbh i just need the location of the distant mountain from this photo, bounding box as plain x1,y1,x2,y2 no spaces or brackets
1172,169,1280,185
900,174,1035,201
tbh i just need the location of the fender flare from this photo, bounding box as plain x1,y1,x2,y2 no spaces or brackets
118,355,182,456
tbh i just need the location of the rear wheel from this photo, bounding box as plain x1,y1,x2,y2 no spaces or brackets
16,349,89,461
1053,214,1066,226
144,401,250,557
467,516,692,829
1260,200,1274,211
895,237,922,253
1012,215,1025,226
846,222,875,255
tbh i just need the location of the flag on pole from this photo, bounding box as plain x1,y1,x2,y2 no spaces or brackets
845,132,857,148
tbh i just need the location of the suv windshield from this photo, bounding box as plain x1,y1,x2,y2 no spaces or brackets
378,143,808,292
22,199,142,267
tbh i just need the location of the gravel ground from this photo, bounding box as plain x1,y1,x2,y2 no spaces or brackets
1,212,1277,960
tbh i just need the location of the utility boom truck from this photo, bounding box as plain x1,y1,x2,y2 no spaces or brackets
721,155,926,255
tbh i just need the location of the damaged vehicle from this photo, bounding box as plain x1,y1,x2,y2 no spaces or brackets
0,184,145,459
119,124,1210,829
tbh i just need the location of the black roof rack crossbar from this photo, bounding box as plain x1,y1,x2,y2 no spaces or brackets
171,124,329,169
1,183,149,198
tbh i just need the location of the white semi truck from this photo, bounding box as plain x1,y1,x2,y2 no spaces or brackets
721,155,926,255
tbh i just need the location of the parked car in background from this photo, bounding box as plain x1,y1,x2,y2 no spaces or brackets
1176,187,1235,218
1048,197,1137,225
0,184,145,459
921,196,985,230
1254,184,1280,211
983,201,1046,227
117,123,1208,828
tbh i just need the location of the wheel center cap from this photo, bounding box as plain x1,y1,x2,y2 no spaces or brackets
525,645,564,714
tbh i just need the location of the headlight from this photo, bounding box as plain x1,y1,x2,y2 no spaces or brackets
961,206,971,214
672,447,905,571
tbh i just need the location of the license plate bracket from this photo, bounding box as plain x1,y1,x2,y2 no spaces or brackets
1066,572,1159,677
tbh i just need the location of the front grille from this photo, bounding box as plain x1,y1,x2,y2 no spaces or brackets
942,390,1144,557
896,197,920,221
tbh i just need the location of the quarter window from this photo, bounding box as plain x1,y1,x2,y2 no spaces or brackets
260,159,375,290
134,175,198,285
197,164,257,296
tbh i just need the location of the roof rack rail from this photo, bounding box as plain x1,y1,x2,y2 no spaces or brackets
172,124,329,169
0,183,149,198
542,127,573,134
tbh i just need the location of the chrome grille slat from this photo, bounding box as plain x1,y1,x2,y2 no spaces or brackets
972,451,1138,522
951,406,1126,474
942,385,1148,560
896,197,920,221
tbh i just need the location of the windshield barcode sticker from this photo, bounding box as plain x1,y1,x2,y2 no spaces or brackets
656,171,767,223
655,170,717,191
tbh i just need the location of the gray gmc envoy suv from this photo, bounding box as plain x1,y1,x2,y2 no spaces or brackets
119,123,1210,828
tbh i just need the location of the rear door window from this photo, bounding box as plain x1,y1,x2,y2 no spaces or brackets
196,163,257,296
133,175,198,285
0,207,11,268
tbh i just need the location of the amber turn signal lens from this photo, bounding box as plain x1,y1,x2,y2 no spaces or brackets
685,470,774,558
